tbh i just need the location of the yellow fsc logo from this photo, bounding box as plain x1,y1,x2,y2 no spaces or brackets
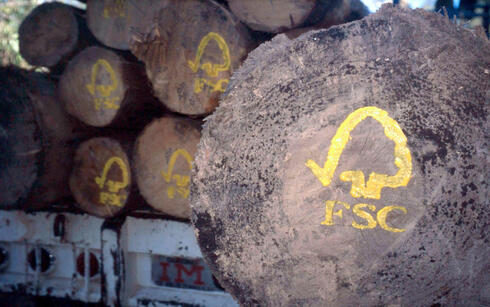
306,106,413,233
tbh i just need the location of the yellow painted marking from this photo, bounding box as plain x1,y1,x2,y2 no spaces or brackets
193,78,229,94
187,32,231,94
188,32,230,76
161,149,193,199
321,200,350,226
86,59,120,111
99,192,126,207
306,106,412,199
377,205,407,232
104,0,126,18
352,204,377,230
95,156,129,207
321,200,407,233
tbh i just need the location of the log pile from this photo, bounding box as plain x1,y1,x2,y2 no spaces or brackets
8,0,369,219
4,1,489,304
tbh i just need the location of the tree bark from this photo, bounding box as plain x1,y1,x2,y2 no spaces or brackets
191,6,490,306
134,116,201,219
18,2,96,74
59,46,160,128
70,137,133,218
0,66,87,209
131,0,255,116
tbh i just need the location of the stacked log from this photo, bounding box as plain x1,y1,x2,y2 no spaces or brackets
190,6,490,306
227,0,321,33
18,2,96,74
313,0,370,28
131,0,256,116
227,0,368,34
86,0,170,50
0,66,88,209
59,46,159,128
134,117,201,219
69,137,133,218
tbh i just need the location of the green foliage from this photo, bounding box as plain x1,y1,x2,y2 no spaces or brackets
0,1,36,68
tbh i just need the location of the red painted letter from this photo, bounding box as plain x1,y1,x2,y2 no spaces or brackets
174,263,205,285
159,262,170,282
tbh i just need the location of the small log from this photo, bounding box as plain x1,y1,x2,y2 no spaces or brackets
86,0,129,50
228,0,318,33
191,6,490,306
134,117,201,219
313,0,370,29
70,137,132,217
284,0,369,39
18,2,95,73
0,66,87,209
284,26,317,39
59,46,159,128
131,0,255,116
86,0,170,50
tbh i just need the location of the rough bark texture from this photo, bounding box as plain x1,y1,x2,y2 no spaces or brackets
59,46,159,128
0,66,85,209
86,0,170,50
19,2,96,73
131,0,255,116
134,116,201,219
191,6,490,306
70,137,132,217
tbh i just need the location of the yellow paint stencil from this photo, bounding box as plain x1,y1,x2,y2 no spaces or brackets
320,200,407,233
104,0,126,18
86,59,120,111
188,32,231,94
306,106,412,199
95,156,129,207
161,149,194,199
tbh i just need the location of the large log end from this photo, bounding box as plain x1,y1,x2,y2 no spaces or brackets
191,6,490,306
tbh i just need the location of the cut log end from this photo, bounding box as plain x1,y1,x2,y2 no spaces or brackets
228,0,317,33
191,6,490,306
130,0,254,116
60,46,127,127
87,0,172,50
70,137,131,217
134,117,201,219
19,3,79,67
0,80,41,208
0,66,79,209
87,0,130,50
